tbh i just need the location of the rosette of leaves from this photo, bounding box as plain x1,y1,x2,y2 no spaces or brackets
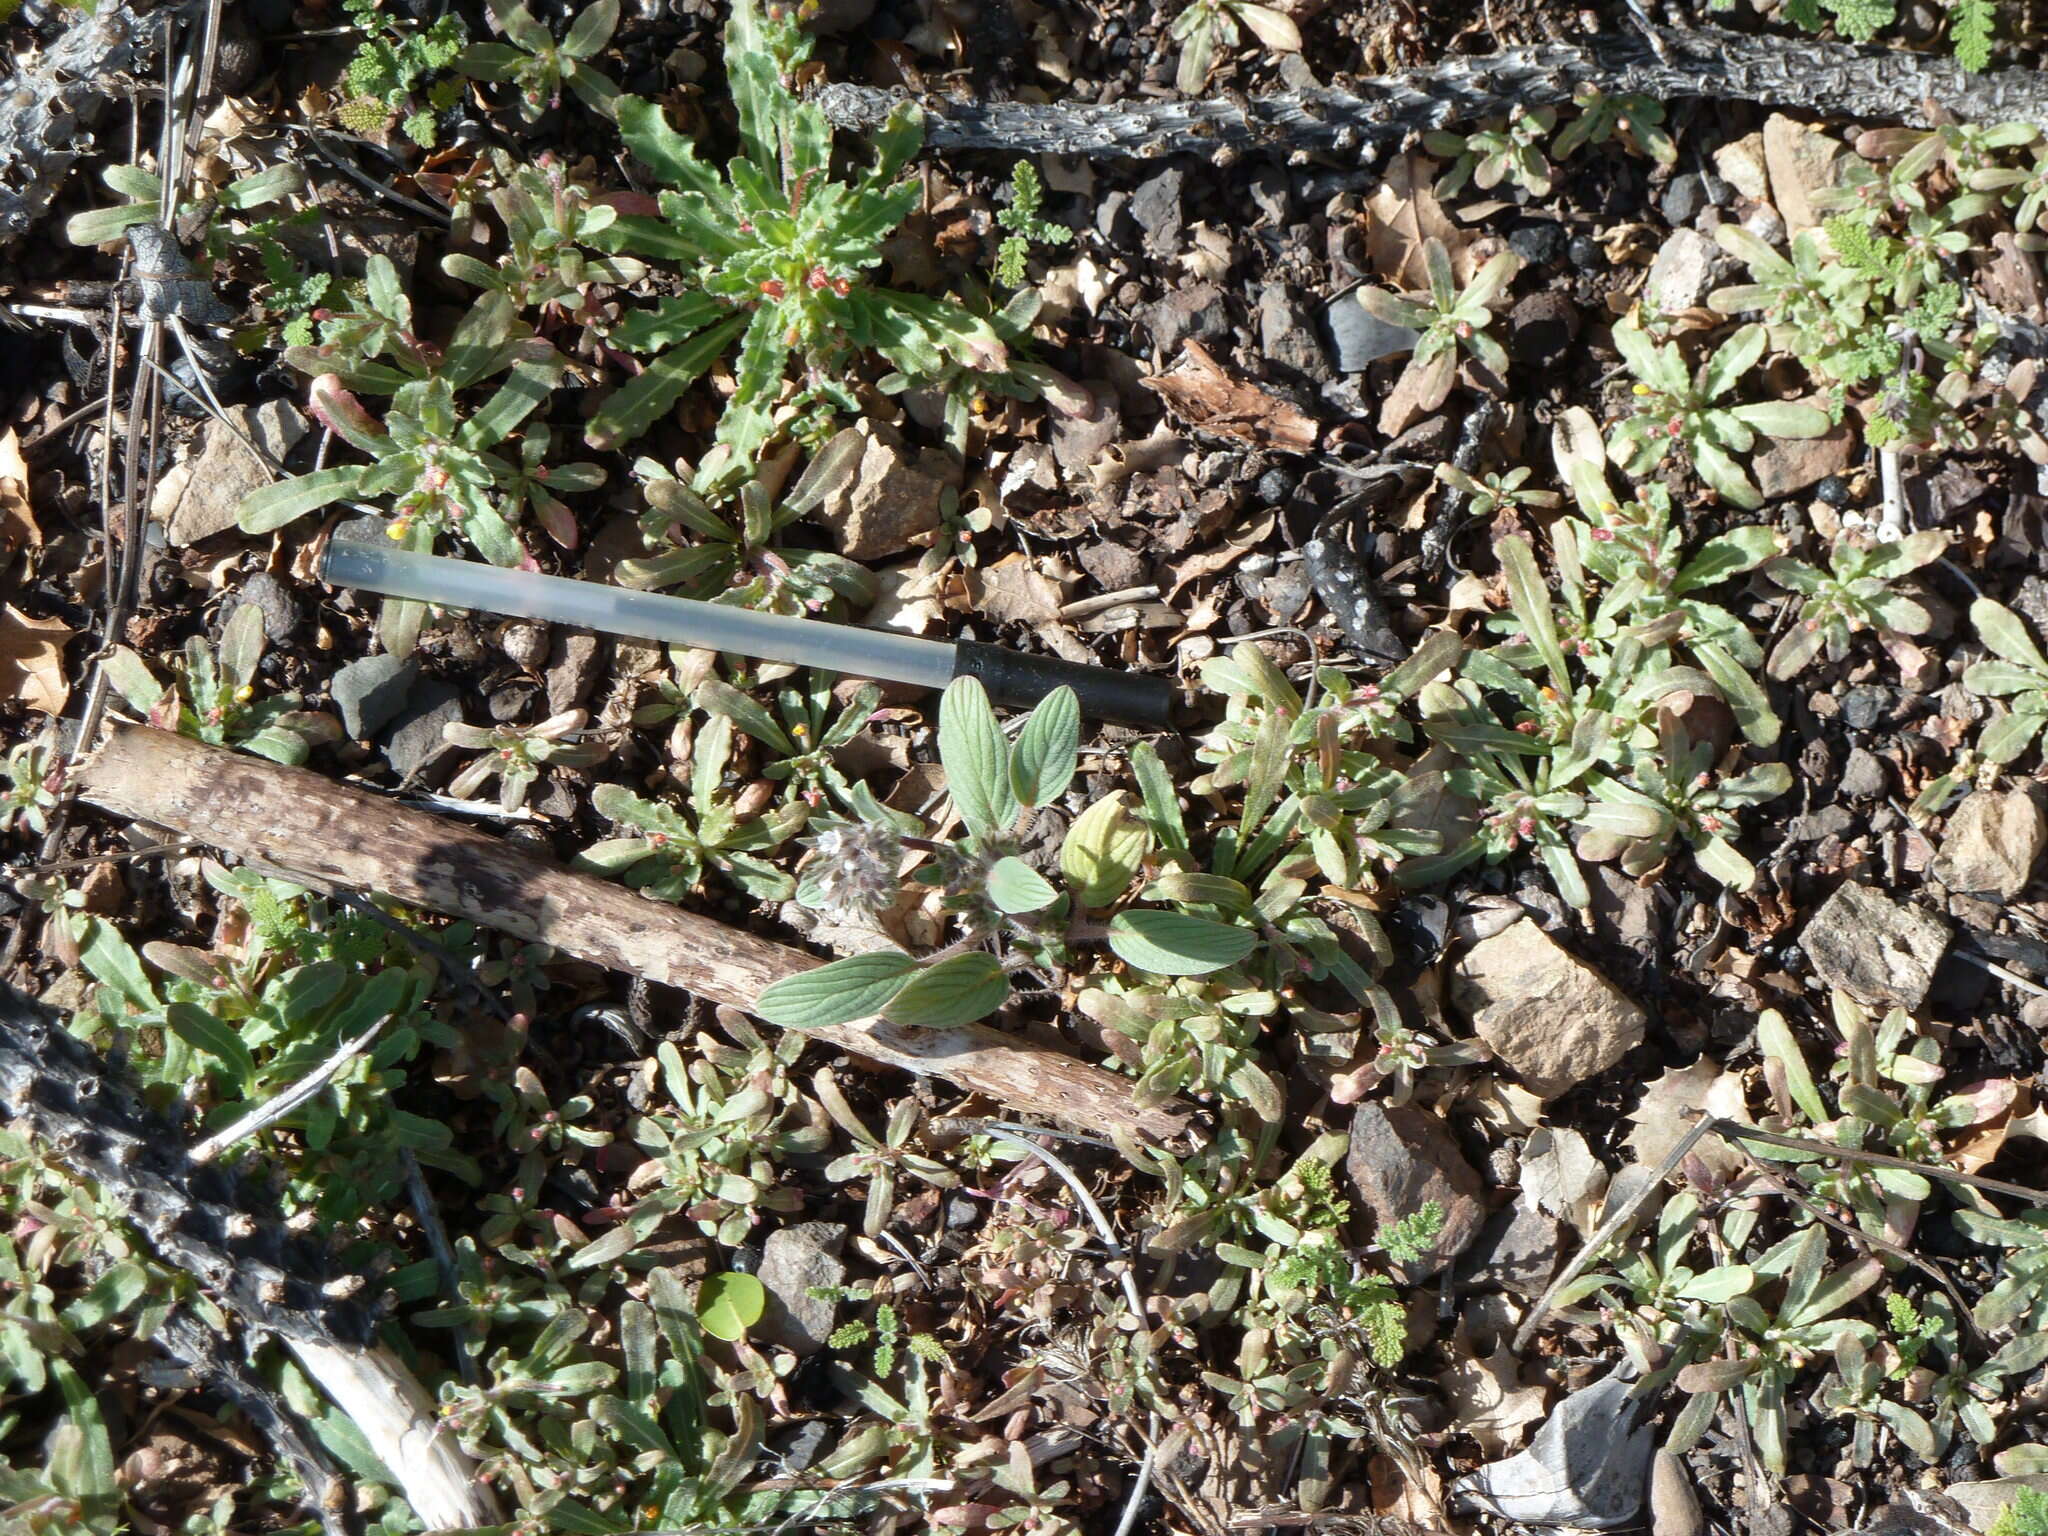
1760,528,1947,679
1608,319,1831,510
0,738,59,836
237,353,585,652
441,152,646,320
1356,239,1520,415
1963,596,2048,764
585,0,1004,459
1579,711,1793,890
754,678,1081,1033
692,671,879,804
578,715,808,902
1424,107,1557,198
457,0,620,123
1707,225,1879,385
616,433,872,615
443,710,610,812
1549,409,1784,744
102,604,339,766
1168,0,1302,95
877,284,1088,456
1553,85,1676,165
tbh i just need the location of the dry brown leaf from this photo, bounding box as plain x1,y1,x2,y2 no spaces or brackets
0,431,37,554
1165,512,1276,599
1626,1058,1750,1183
1142,340,1318,453
1369,1451,1447,1527
1438,1337,1549,1457
1364,152,1467,289
964,553,1065,626
1518,1127,1609,1238
0,605,74,715
1377,348,1455,437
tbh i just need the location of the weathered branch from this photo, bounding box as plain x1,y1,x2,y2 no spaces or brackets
0,979,498,1532
815,23,2048,160
75,725,1189,1142
0,3,187,247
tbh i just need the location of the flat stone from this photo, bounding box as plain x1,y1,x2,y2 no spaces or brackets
1763,114,1845,233
1452,919,1646,1099
1324,291,1419,373
1804,882,1952,1010
1934,788,2047,899
152,400,309,546
813,429,950,562
380,679,463,782
329,653,417,741
1752,415,1854,500
1713,132,1770,200
1343,1102,1484,1282
1643,228,1730,313
755,1222,848,1357
1508,290,1579,371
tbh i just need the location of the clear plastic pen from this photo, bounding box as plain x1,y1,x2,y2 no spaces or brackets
321,539,1173,725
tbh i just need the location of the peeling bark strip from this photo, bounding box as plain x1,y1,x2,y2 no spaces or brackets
77,725,1187,1141
0,2,187,246
815,24,2048,158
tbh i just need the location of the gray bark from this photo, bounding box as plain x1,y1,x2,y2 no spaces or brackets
815,24,2048,160
0,3,187,247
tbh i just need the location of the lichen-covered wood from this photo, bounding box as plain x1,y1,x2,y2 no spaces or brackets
816,24,2048,160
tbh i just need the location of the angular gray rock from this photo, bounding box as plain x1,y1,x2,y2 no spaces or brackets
813,430,950,562
1452,919,1646,1098
1803,882,1951,1010
1642,228,1728,313
1934,788,2047,900
329,654,418,741
755,1222,848,1357
1324,291,1420,373
381,680,463,783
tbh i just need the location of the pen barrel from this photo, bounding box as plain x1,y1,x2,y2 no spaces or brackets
321,541,958,690
952,641,1174,728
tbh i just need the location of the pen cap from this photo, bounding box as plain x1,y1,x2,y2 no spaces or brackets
951,640,1174,728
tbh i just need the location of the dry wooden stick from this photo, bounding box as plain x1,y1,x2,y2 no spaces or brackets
75,724,1187,1142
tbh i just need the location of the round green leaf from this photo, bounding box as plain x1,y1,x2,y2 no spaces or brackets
696,1272,766,1341
1107,910,1256,976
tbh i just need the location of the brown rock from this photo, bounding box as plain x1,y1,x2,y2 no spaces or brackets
1344,1102,1484,1281
1934,788,2047,899
1751,414,1854,499
1763,115,1844,233
1803,882,1951,1010
1452,919,1646,1099
814,429,951,562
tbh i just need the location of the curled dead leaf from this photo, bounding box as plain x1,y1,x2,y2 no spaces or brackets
0,605,75,715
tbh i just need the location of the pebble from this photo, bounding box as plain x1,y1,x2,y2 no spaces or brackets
500,622,550,669
226,571,301,645
1506,220,1568,267
1323,292,1419,373
1566,235,1601,269
1256,466,1298,505
1659,172,1710,227
1344,1103,1485,1282
1840,685,1892,731
1840,747,1889,800
1934,788,2047,899
546,631,604,716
